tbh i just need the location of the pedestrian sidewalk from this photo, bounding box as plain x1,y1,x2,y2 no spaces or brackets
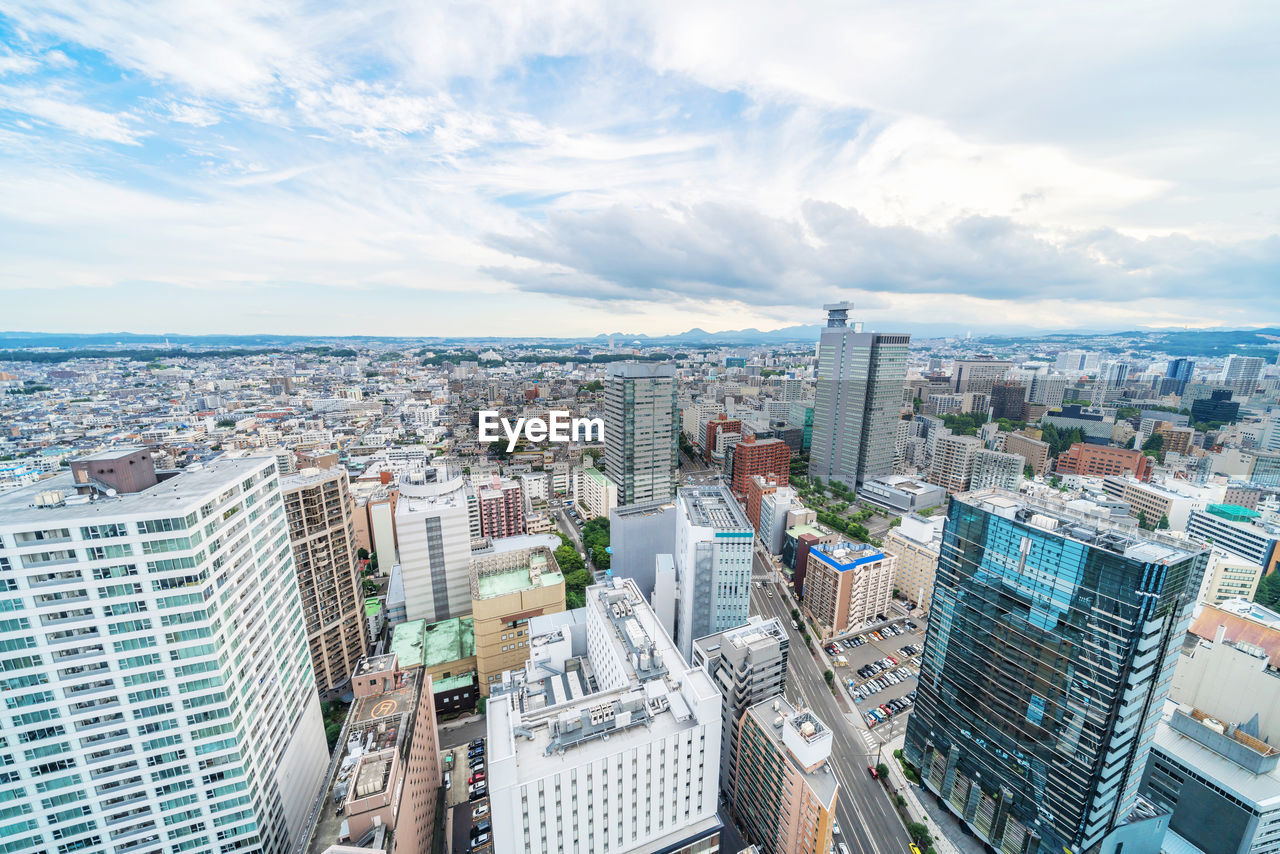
440,713,483,731
879,733,964,854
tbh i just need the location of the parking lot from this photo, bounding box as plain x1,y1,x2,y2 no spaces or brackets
824,618,927,732
443,738,492,854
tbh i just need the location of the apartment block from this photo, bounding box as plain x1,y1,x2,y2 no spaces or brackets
692,615,790,801
880,514,944,611
477,477,526,539
281,465,369,694
486,578,724,854
0,450,328,854
802,542,895,638
1200,549,1264,605
928,433,983,494
1002,431,1051,477
573,466,617,520
730,435,791,497
970,448,1023,491
470,546,566,696
734,697,839,854
705,414,743,465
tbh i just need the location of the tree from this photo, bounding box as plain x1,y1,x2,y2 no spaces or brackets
907,823,932,847
876,762,891,780
216,418,236,428
1256,573,1280,608
1141,432,1165,463
1156,514,1170,530
1024,463,1036,479
357,547,370,561
1137,510,1149,530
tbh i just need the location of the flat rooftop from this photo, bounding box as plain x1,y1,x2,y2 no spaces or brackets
694,615,787,659
810,542,887,570
963,488,1204,565
747,696,838,806
471,547,563,600
0,457,270,525
680,485,751,530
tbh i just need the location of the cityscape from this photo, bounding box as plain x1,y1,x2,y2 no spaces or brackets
3,4,1280,854
1,309,1278,854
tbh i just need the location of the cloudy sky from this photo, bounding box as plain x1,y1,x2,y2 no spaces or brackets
1,1,1277,338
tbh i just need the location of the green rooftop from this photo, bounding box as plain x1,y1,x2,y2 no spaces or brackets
787,523,829,539
364,598,382,618
390,616,476,670
1207,503,1261,523
475,552,564,599
431,672,476,694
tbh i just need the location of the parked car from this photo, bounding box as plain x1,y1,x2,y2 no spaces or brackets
472,820,491,838
468,771,486,784
472,804,489,820
471,833,491,848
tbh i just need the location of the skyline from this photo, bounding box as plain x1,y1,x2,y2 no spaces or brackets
2,2,1279,336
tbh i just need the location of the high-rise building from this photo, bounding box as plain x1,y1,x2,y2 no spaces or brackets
673,486,754,661
810,302,910,488
470,546,566,696
952,358,1014,396
928,433,983,494
395,474,473,622
802,542,896,638
303,654,441,854
692,615,790,800
880,514,944,610
970,448,1023,491
787,401,815,452
281,465,369,693
745,474,778,531
1191,389,1240,425
1054,349,1101,374
1165,358,1194,396
704,414,743,465
0,450,329,854
1028,372,1069,409
1002,432,1051,477
486,577,724,854
608,498,678,602
476,476,526,539
730,435,791,497
758,484,802,555
905,489,1209,854
605,361,679,505
1223,355,1265,396
733,697,839,854
990,379,1027,421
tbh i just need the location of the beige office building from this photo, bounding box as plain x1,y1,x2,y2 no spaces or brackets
1201,549,1264,605
282,465,369,693
471,546,566,695
929,433,983,494
881,514,945,611
1003,431,1051,477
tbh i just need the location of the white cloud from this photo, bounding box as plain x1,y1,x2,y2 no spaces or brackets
0,85,147,145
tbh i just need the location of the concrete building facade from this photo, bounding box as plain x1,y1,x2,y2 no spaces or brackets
605,362,679,506
802,542,896,638
470,546,566,696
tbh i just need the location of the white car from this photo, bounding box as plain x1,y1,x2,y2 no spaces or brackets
472,804,490,820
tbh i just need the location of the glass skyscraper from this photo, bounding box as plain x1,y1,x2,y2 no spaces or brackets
905,490,1207,854
605,361,679,506
809,302,909,489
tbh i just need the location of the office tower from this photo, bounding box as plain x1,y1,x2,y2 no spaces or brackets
608,498,677,601
470,546,565,696
1187,508,1280,574
674,485,754,661
905,490,1209,854
733,697,839,854
304,654,441,854
1165,358,1194,396
395,474,473,622
802,542,896,638
787,401,814,452
1028,372,1068,409
952,358,1014,396
704,414,744,465
693,616,790,801
1199,548,1263,604
970,448,1023,491
1002,432,1051,477
1191,389,1240,425
476,476,526,539
486,577,723,854
281,465,369,693
0,449,328,854
1223,355,1265,396
990,380,1027,421
881,514,944,610
605,361,679,505
928,433,983,494
1055,443,1154,481
810,302,910,488
1055,349,1101,374
1091,360,1130,405
1140,703,1280,854
730,435,791,496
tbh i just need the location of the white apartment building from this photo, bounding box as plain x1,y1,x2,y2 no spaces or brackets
394,473,473,622
0,450,327,854
573,466,618,520
486,577,723,854
758,485,801,555
970,449,1024,491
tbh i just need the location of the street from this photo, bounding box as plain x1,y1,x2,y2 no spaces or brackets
749,549,912,854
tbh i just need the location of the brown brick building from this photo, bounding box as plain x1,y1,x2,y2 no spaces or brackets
1055,443,1154,481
